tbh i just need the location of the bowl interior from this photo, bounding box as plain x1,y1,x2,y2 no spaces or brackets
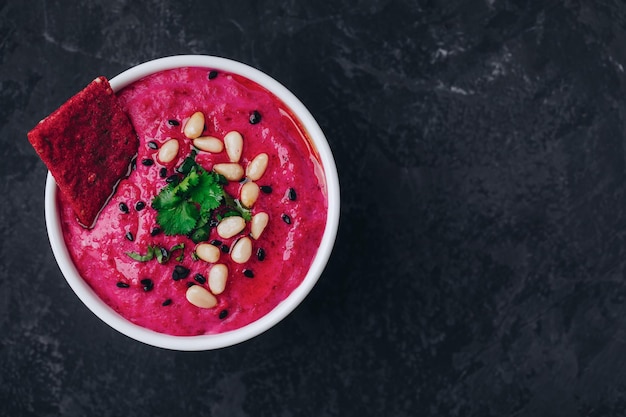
45,55,340,350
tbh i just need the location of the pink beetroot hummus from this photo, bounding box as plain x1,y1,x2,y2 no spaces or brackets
58,67,327,336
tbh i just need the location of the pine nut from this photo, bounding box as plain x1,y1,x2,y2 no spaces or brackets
250,212,269,240
158,138,179,164
240,181,259,208
217,216,246,239
195,243,221,263
246,153,269,181
224,131,243,162
184,111,205,139
213,163,244,181
209,264,228,295
186,285,217,309
231,237,252,264
193,136,224,153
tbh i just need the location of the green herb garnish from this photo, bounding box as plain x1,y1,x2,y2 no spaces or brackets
154,246,169,264
151,153,250,242
126,243,186,264
222,191,252,221
126,246,155,262
170,243,186,262
152,165,224,237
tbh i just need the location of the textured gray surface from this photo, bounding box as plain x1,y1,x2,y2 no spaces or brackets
4,0,626,415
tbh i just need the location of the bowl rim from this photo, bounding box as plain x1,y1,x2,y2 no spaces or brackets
45,54,340,350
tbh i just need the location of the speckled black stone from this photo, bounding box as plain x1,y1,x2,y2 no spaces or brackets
3,0,626,416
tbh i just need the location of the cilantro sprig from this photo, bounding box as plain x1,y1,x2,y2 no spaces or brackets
151,152,251,243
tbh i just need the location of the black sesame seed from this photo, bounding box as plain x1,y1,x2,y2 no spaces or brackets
249,110,262,124
141,158,154,166
281,213,292,224
194,273,206,284
260,185,272,194
243,269,254,278
167,119,180,126
210,239,222,247
219,309,228,319
116,282,130,288
209,219,219,227
256,248,266,261
119,202,129,213
208,70,218,80
172,265,190,281
162,298,172,306
150,227,161,236
125,231,134,241
166,174,179,184
288,188,297,201
186,282,196,288
147,141,158,150
221,244,230,253
135,201,146,211
140,278,154,292
159,167,168,178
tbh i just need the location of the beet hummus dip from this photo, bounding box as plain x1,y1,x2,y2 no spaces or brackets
58,67,328,336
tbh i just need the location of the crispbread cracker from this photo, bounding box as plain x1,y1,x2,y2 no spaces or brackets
28,76,138,227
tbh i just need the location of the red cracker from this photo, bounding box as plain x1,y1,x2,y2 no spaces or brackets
28,76,138,228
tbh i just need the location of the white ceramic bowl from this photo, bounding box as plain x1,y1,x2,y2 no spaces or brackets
45,55,340,350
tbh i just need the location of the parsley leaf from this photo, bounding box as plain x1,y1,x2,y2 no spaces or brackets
126,246,155,262
170,243,185,262
222,191,252,221
152,183,181,211
155,246,169,264
190,170,224,212
126,243,185,264
177,150,198,175
176,167,200,195
156,200,200,236
190,225,211,243
151,152,251,240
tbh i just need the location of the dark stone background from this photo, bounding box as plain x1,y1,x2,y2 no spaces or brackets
3,0,626,415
